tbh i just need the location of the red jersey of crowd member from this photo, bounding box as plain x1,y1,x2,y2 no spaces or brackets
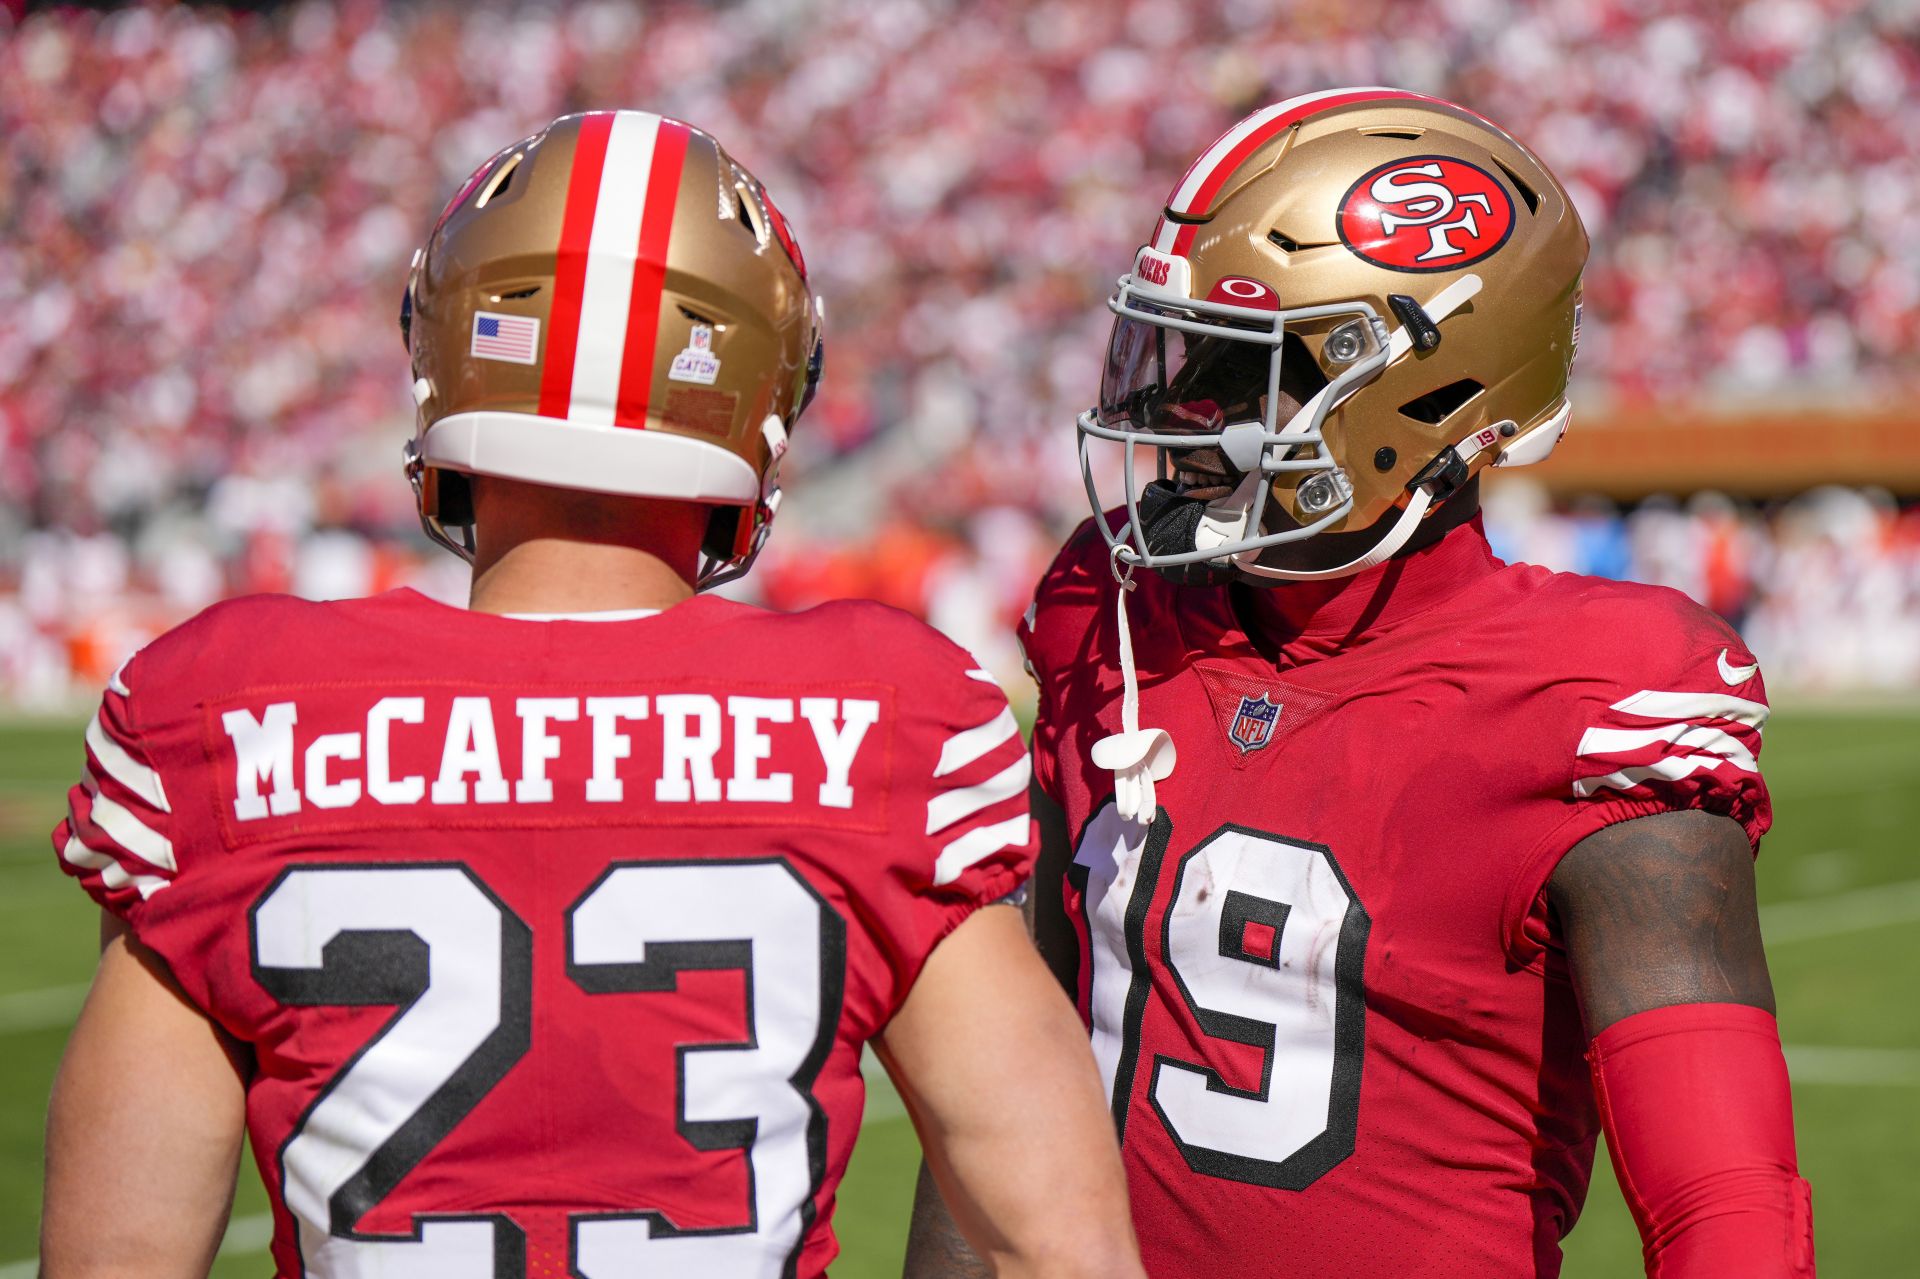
45,111,1141,1279
907,89,1813,1279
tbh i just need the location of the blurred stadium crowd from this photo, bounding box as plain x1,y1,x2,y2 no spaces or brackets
2,0,1918,703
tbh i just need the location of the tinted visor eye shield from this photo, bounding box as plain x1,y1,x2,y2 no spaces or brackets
1077,274,1393,572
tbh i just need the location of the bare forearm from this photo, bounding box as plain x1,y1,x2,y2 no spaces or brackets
881,906,1141,1279
42,922,246,1278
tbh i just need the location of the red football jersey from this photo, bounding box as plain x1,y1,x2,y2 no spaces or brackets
1024,515,1771,1278
54,589,1034,1279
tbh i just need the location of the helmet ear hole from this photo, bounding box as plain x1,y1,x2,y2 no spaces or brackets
431,470,474,526
1398,378,1485,424
703,506,743,563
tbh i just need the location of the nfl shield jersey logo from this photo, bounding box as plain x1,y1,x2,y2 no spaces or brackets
1228,694,1281,753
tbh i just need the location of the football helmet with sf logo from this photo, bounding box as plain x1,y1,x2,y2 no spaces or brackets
1079,87,1587,585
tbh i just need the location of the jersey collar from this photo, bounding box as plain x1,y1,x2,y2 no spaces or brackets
1178,516,1503,669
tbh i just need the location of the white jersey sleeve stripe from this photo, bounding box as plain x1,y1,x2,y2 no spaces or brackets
1610,689,1769,729
1573,754,1748,799
926,755,1031,837
964,669,1000,685
61,833,169,899
78,772,177,872
933,707,1019,779
1577,723,1758,774
85,712,170,813
106,656,133,697
933,814,1032,887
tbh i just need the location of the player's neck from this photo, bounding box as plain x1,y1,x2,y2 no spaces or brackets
461,477,707,616
467,537,697,615
1232,516,1496,656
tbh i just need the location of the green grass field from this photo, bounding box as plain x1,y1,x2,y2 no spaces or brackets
1,709,1915,1276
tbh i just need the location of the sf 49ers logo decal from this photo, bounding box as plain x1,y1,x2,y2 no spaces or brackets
1337,156,1515,273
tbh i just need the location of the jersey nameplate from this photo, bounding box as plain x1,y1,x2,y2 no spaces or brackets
208,683,892,842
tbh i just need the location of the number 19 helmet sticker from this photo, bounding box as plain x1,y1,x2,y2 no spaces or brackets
1337,156,1515,273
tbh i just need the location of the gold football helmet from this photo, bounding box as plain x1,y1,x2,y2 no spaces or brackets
1079,88,1589,583
401,110,823,588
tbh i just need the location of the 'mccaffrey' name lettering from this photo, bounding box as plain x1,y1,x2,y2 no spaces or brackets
221,694,880,821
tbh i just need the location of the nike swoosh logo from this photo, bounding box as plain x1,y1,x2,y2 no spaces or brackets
1718,649,1759,686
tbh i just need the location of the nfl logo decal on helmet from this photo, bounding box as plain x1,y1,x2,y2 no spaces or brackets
1228,694,1282,754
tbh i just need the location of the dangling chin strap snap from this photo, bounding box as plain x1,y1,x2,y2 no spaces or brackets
1092,544,1176,825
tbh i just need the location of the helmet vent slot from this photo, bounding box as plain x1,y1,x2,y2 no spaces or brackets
735,190,764,242
1361,128,1424,140
1269,231,1300,252
475,153,523,209
494,285,540,301
1398,379,1484,424
1492,159,1540,214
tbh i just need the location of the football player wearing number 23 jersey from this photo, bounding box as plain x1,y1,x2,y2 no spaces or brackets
43,113,1143,1279
908,91,1814,1278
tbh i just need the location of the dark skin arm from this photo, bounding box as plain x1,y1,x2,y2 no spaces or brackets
1548,808,1775,1035
905,781,1078,1279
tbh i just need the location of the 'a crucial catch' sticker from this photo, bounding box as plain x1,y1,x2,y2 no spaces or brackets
669,324,722,384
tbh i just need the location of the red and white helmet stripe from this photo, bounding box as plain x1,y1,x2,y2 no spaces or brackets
1152,87,1456,258
537,110,692,429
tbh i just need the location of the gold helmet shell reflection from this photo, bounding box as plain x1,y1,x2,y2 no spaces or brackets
401,110,822,588
1080,87,1588,582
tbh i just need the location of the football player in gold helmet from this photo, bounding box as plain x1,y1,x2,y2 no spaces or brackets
910,89,1812,1279
44,112,1141,1279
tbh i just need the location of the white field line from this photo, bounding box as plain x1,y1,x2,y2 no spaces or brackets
1760,876,1920,944
0,1211,275,1278
862,1045,908,1123
0,982,87,1035
1784,1045,1920,1086
1783,772,1920,801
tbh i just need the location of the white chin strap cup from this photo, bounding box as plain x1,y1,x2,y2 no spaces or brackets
1092,728,1175,826
1091,561,1176,825
1194,472,1264,551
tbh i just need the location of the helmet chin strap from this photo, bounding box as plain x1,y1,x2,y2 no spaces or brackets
1235,418,1514,581
1231,483,1436,582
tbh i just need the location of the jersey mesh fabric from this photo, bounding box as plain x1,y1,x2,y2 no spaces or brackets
53,589,1033,1279
1023,514,1771,1279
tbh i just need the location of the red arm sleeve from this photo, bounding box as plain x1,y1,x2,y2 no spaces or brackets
1588,1002,1815,1278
